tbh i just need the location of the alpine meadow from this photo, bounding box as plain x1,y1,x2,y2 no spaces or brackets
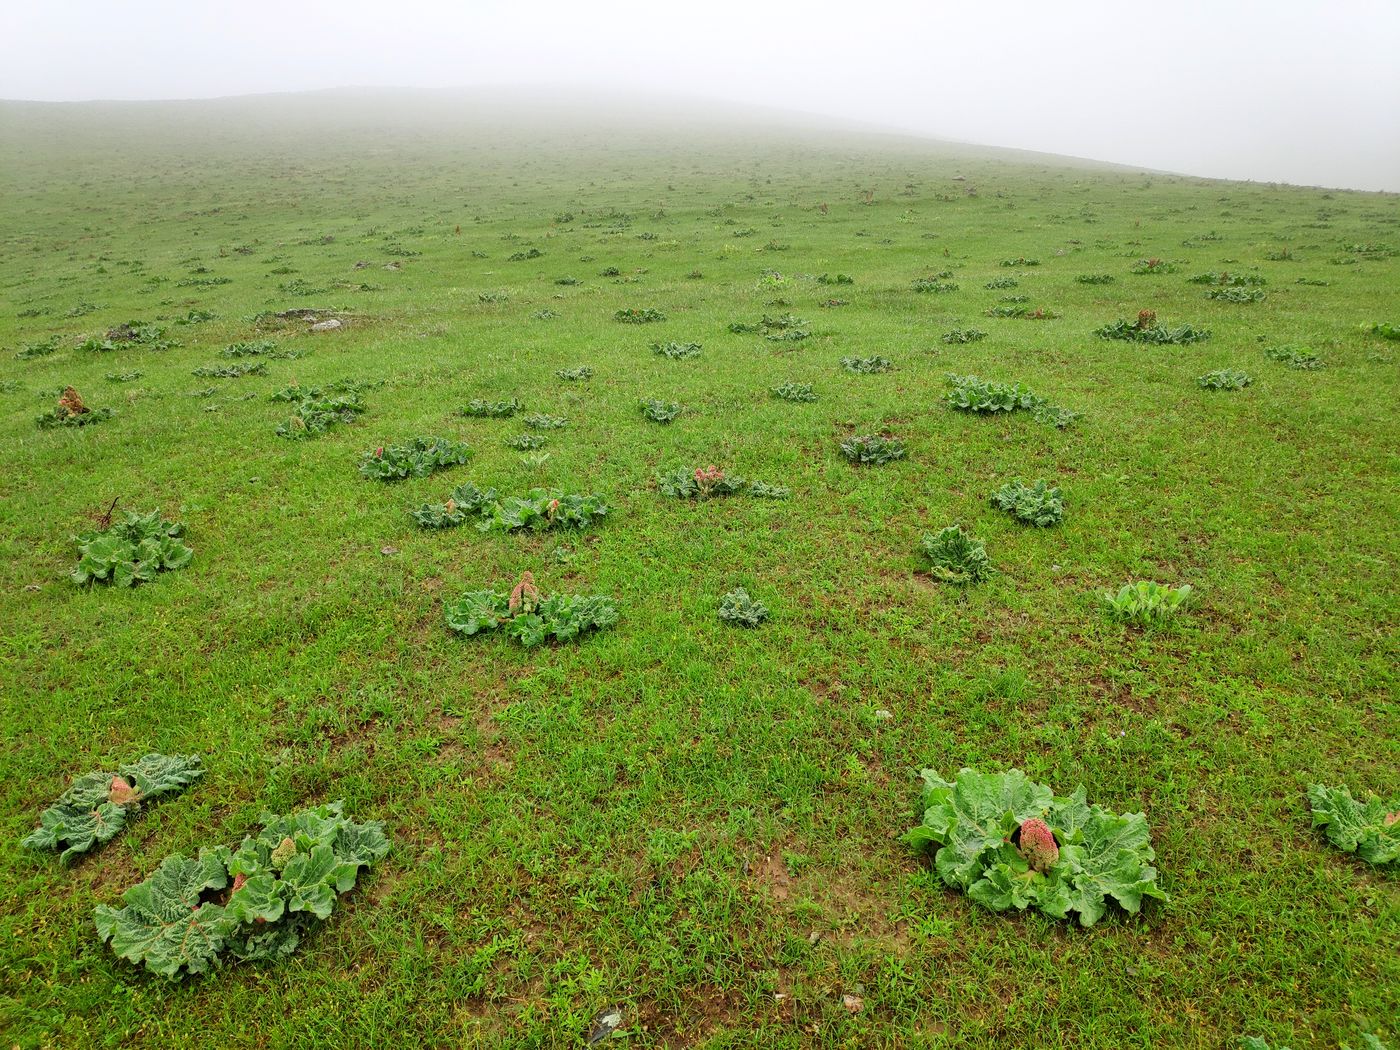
0,91,1396,1049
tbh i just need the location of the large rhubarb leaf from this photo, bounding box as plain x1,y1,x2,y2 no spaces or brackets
94,852,232,978
1307,784,1399,866
23,753,203,862
905,767,1168,927
95,801,390,979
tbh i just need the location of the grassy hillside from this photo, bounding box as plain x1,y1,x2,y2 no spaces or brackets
1,92,1396,1049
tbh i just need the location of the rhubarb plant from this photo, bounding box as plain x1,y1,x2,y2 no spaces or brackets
24,753,204,863
1306,784,1399,866
990,479,1064,526
718,588,769,627
191,362,267,379
840,434,906,465
615,307,666,323
275,389,365,439
1264,345,1323,370
841,356,894,374
462,398,521,418
940,328,987,344
904,767,1168,927
411,482,608,534
640,398,681,423
445,572,619,647
652,341,701,360
920,525,991,584
73,510,193,587
943,374,1080,428
1095,317,1211,345
657,465,788,500
38,387,114,429
1198,368,1253,390
94,801,389,979
770,382,817,402
358,437,471,480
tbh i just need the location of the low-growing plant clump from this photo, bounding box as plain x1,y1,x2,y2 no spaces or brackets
1075,273,1115,284
841,355,894,374
1306,784,1399,866
522,413,567,430
37,387,114,429
103,371,143,383
192,362,267,379
770,381,817,402
984,275,1018,289
729,313,810,340
913,276,958,293
718,588,770,627
505,433,546,450
1130,257,1178,274
555,366,593,381
904,767,1168,927
1362,321,1400,341
1186,271,1266,286
274,388,365,439
412,482,608,534
72,509,193,587
1094,315,1212,345
990,479,1064,526
943,374,1080,428
359,437,472,480
1102,581,1193,625
615,307,666,324
1198,368,1253,390
652,341,701,360
94,801,390,979
657,465,789,500
940,328,987,344
1264,345,1323,369
1206,287,1267,303
919,525,991,584
840,433,907,465
817,273,854,285
16,335,60,360
462,398,521,418
639,398,681,423
445,571,619,647
24,753,204,863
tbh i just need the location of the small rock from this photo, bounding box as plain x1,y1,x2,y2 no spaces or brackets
586,1007,623,1044
309,318,342,332
842,994,864,1014
24,583,42,592
380,546,399,556
874,709,893,721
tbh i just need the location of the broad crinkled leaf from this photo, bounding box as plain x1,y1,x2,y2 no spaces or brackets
22,801,130,863
94,852,232,978
224,872,287,924
1308,783,1399,866
24,753,203,861
119,752,204,798
923,768,1054,890
444,590,509,636
282,844,360,919
1036,810,1166,926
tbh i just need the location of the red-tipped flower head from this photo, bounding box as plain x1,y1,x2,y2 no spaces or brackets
1017,818,1059,873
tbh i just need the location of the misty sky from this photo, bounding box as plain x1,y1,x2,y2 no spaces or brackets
4,0,1399,191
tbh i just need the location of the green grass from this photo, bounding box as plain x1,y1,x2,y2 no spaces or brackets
0,94,1396,1048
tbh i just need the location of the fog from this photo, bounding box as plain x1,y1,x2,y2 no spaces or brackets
4,0,1399,192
